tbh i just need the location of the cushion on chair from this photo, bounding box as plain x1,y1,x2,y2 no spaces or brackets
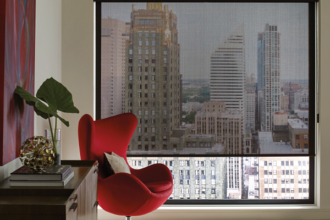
102,153,115,178
145,181,172,193
104,152,131,174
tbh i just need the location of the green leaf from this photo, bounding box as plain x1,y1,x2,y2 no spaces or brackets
35,101,69,126
36,77,79,114
14,86,52,119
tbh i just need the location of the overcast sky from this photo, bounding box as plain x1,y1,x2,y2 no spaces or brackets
102,2,309,81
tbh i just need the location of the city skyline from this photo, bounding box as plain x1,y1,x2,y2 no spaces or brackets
102,2,309,80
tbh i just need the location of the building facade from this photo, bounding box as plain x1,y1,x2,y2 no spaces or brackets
288,119,309,150
280,92,289,112
101,18,130,118
125,3,181,152
195,102,242,155
258,24,281,131
259,157,310,199
210,25,245,111
294,89,309,110
245,84,256,132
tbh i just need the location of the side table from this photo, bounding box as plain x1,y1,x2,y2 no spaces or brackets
0,160,98,220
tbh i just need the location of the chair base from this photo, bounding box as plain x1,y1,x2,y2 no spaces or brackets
126,216,131,220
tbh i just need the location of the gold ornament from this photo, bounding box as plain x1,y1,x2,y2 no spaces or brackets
19,136,55,173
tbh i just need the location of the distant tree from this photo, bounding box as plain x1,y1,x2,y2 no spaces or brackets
183,111,197,124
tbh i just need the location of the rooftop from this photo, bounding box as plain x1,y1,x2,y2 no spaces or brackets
258,131,308,154
288,119,308,129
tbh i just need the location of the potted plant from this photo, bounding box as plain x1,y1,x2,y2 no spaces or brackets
14,77,79,164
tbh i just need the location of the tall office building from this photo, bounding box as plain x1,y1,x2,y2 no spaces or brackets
125,3,181,151
245,83,256,132
258,24,281,131
101,18,130,118
210,25,245,111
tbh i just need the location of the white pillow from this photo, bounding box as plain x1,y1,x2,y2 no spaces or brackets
104,152,131,174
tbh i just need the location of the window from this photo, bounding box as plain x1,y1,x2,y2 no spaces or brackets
97,1,316,205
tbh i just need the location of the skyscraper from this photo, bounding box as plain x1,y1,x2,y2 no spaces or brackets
210,25,245,199
101,18,130,118
125,3,181,152
210,25,245,111
258,24,281,131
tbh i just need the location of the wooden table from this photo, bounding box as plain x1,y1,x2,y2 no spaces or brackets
0,160,98,220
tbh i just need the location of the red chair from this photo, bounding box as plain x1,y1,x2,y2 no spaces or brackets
78,113,173,219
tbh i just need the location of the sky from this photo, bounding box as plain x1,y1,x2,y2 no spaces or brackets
102,2,309,81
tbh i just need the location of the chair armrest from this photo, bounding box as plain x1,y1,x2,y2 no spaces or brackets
130,163,173,184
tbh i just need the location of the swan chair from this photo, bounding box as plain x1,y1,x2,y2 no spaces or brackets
78,113,173,219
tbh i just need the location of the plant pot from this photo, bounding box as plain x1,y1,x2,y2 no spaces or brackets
45,129,61,165
55,153,61,165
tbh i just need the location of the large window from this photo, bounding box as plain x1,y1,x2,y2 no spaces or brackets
95,1,316,204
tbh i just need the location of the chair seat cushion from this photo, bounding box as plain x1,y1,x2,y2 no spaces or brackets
145,181,172,193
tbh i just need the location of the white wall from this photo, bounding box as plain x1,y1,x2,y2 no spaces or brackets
0,0,62,182
34,0,62,136
61,0,94,159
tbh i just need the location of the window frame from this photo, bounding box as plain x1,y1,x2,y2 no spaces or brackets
94,0,318,205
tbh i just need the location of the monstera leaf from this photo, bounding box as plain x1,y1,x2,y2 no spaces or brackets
14,78,79,127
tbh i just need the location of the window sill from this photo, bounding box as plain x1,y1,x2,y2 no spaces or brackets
158,204,320,210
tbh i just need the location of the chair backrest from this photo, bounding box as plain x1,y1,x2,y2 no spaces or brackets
78,113,138,169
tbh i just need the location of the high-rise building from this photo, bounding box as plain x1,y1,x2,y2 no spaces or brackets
245,83,256,132
258,24,281,131
125,3,181,152
210,25,245,110
101,18,130,118
209,26,245,199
